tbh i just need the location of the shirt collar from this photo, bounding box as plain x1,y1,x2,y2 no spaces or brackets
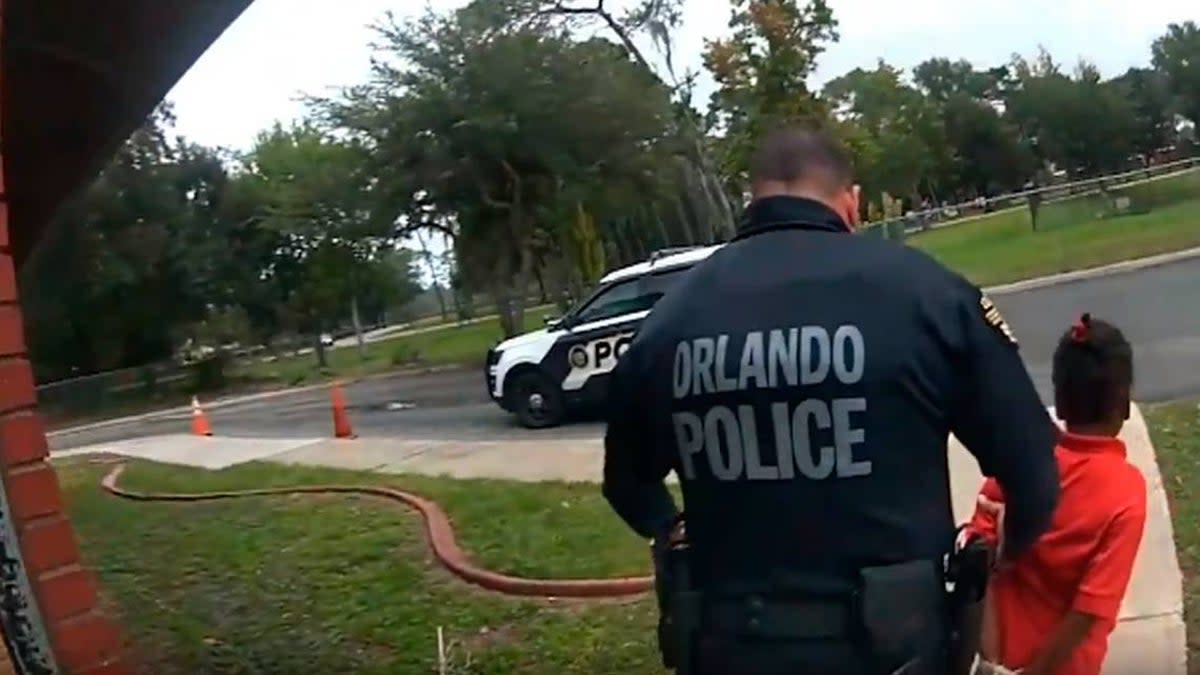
1058,432,1127,458
735,196,850,240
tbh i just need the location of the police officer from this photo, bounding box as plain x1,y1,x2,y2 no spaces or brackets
602,127,1060,675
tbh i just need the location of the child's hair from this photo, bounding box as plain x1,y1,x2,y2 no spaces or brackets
1051,313,1133,425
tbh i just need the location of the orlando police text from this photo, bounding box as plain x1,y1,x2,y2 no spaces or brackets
672,325,870,481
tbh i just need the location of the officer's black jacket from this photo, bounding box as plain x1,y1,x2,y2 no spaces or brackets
603,196,1060,590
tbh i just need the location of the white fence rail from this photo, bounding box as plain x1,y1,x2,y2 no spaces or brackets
868,156,1200,238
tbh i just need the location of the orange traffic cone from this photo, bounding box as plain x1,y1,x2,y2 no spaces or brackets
331,383,356,439
191,396,213,437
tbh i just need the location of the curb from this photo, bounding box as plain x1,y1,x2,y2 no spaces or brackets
984,246,1200,296
100,463,653,598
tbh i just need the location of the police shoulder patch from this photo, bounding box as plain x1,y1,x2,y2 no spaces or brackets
980,295,1017,346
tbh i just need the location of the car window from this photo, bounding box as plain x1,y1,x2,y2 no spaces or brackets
573,279,643,324
642,267,689,296
572,266,691,325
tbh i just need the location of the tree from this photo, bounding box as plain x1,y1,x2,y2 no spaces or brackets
22,104,228,380
509,0,739,239
1005,53,1138,177
824,61,950,207
910,58,1035,200
1112,67,1177,159
246,124,395,366
355,247,423,326
323,2,678,337
913,58,1007,103
1153,21,1200,127
940,94,1034,198
703,0,840,189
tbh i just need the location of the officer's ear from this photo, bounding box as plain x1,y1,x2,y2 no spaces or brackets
838,184,862,231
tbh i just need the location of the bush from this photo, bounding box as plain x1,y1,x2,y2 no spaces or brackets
390,343,422,366
189,352,230,391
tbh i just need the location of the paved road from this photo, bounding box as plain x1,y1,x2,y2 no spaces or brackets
48,368,605,451
999,257,1200,404
49,258,1200,451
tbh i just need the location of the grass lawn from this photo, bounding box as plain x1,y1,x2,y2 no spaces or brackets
911,175,1200,288
61,459,669,675
232,311,548,388
1144,400,1200,671
53,399,1200,673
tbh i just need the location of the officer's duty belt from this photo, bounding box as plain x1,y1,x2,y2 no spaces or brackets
702,596,852,639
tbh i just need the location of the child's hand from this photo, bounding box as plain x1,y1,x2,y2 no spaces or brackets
976,495,1007,562
974,659,1021,675
974,660,1021,675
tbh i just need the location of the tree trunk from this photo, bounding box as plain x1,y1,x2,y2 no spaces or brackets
432,284,448,320
628,220,650,260
695,146,736,240
610,219,633,266
682,161,716,244
496,290,516,338
674,196,697,246
313,333,328,370
415,231,448,320
650,208,671,249
493,160,531,339
533,264,549,304
351,295,366,361
494,239,534,339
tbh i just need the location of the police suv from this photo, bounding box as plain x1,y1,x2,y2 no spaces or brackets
486,245,722,428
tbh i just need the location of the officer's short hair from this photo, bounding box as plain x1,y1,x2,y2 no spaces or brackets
1052,313,1133,425
750,127,853,192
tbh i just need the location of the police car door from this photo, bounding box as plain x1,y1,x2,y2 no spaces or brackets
545,270,679,406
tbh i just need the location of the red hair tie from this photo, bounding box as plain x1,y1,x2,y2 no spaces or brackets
1070,313,1092,343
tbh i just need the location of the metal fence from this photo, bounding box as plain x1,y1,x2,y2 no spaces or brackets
35,361,196,421
34,295,548,421
864,157,1200,241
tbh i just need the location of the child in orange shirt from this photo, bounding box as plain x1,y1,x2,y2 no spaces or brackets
967,313,1147,675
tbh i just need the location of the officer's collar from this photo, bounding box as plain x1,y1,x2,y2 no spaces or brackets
735,196,851,241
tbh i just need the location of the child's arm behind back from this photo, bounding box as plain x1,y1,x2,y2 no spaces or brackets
1023,468,1147,675
965,478,1006,546
1071,471,1147,623
964,478,1005,662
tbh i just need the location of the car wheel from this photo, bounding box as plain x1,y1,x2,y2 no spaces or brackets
507,370,564,429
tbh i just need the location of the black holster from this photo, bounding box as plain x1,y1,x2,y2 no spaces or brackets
652,521,698,674
945,533,994,675
859,559,948,675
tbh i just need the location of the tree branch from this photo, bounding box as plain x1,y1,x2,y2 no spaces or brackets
499,159,521,187
397,218,456,239
543,1,652,72
477,178,512,209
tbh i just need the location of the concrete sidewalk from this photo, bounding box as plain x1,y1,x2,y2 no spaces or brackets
52,434,323,470
51,405,1185,674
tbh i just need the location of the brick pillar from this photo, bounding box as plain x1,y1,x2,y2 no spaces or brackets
0,5,130,674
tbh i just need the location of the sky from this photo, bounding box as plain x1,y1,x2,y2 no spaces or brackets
166,0,1197,152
